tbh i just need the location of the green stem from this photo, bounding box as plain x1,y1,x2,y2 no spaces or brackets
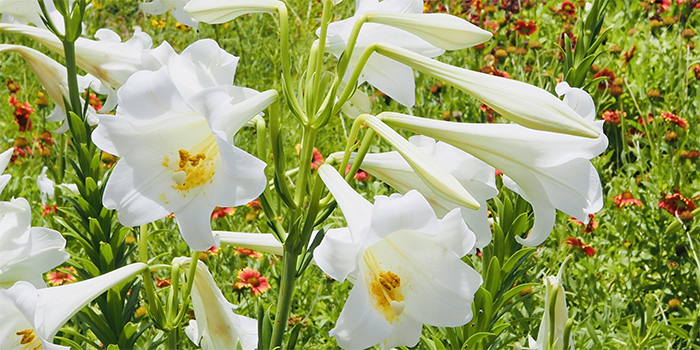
173,250,201,326
332,44,378,116
336,12,369,80
313,0,332,91
139,225,167,329
276,3,305,121
61,36,83,121
269,252,299,349
292,126,319,212
344,128,376,183
167,328,178,350
166,262,181,327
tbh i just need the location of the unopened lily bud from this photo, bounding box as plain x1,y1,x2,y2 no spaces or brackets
184,0,282,24
366,12,492,50
375,43,600,138
364,115,479,210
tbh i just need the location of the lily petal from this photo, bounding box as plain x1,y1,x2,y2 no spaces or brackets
382,113,606,246
318,164,373,238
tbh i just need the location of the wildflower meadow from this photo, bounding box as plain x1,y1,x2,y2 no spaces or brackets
0,0,699,349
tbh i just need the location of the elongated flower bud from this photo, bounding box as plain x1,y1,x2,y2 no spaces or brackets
363,115,479,210
366,12,492,50
184,0,282,24
374,43,600,138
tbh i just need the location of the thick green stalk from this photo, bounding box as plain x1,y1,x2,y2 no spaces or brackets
139,225,167,329
269,252,299,349
292,126,319,213
61,40,83,121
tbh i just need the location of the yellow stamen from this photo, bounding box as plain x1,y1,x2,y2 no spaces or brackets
163,136,219,194
16,329,42,349
364,249,405,323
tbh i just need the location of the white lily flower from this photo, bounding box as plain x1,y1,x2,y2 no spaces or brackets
0,263,147,350
0,147,12,195
527,257,574,350
0,0,65,30
349,135,497,248
0,197,69,289
375,43,600,138
184,0,282,24
324,0,444,107
381,84,606,247
0,44,100,132
0,23,152,90
0,148,24,215
316,164,482,350
173,257,257,350
140,0,198,28
93,39,276,251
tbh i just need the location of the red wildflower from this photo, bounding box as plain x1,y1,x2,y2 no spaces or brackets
234,268,271,296
569,214,598,233
680,150,699,160
46,267,77,286
564,237,597,257
206,246,219,255
638,113,654,125
658,0,672,11
494,169,503,177
41,204,58,217
692,65,700,80
38,131,55,146
234,247,262,259
85,92,103,111
480,103,500,123
246,198,262,210
155,277,172,288
11,137,33,164
593,68,616,90
612,191,643,208
479,65,511,78
344,164,371,183
9,96,34,132
482,19,498,34
660,112,688,130
601,110,626,125
211,206,235,218
659,190,696,217
556,1,577,20
6,79,20,94
311,147,324,170
514,20,538,35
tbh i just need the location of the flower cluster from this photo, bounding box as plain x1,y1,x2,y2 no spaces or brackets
612,191,644,208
